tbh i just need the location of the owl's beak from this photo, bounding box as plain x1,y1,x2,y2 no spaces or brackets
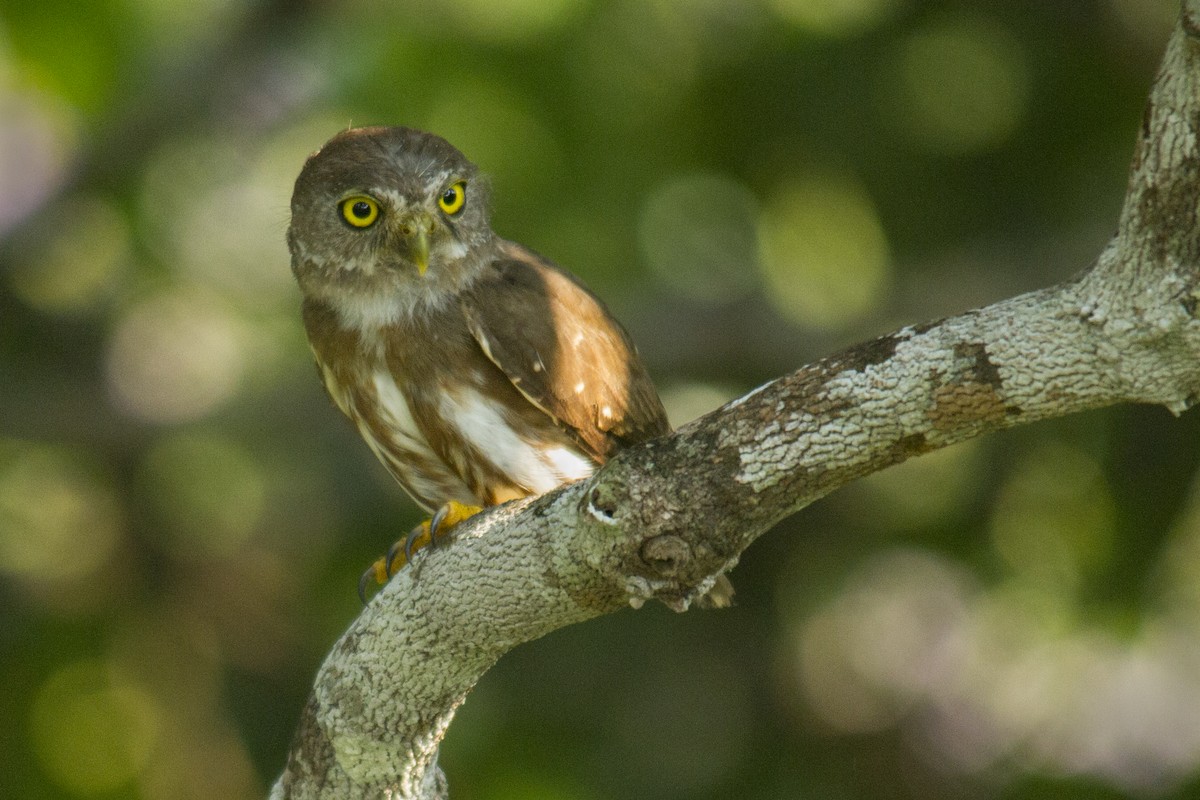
395,213,433,276
412,225,432,275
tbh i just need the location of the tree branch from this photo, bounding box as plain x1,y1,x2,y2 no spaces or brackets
271,6,1200,798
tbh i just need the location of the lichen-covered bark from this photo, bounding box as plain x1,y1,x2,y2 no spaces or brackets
272,8,1200,799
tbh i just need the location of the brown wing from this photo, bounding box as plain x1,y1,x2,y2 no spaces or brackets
459,240,670,463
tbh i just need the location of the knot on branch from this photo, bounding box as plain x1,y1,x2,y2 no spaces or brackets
640,535,692,576
582,485,618,524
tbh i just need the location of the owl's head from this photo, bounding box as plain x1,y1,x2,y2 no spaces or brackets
288,126,495,317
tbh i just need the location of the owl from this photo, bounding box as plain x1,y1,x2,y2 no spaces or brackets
289,126,716,600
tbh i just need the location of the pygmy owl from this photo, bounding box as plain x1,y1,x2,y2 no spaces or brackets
289,126,729,605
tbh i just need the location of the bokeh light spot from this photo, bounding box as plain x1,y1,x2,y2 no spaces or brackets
757,173,890,329
767,0,903,37
854,440,982,529
791,535,1200,791
883,17,1029,153
797,604,907,732
30,660,161,794
990,442,1115,593
0,79,79,237
796,550,973,732
140,133,296,309
138,430,266,558
0,441,122,582
178,180,293,307
8,196,130,313
639,172,761,302
106,289,246,424
139,136,240,276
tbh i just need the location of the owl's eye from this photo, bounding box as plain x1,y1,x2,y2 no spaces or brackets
438,181,466,216
340,196,380,228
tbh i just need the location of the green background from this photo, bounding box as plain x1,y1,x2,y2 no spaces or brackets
2,1,1198,798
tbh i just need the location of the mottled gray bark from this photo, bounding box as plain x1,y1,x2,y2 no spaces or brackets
271,6,1200,798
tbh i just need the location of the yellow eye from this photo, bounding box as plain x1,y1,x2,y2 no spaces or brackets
340,196,379,228
438,181,466,216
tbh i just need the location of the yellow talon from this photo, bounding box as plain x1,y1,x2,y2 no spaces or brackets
359,556,393,603
431,500,483,537
389,520,432,575
358,501,484,602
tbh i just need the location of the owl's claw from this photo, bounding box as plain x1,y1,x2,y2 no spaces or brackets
359,501,484,603
398,501,481,566
358,556,391,603
394,521,432,574
431,500,483,538
429,504,453,541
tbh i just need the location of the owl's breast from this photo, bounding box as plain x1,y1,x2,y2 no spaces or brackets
318,349,480,511
303,299,479,510
303,296,599,512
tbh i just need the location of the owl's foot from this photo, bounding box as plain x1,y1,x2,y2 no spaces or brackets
396,500,483,571
357,501,483,602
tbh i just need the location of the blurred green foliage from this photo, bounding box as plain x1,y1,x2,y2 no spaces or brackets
2,1,1198,798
